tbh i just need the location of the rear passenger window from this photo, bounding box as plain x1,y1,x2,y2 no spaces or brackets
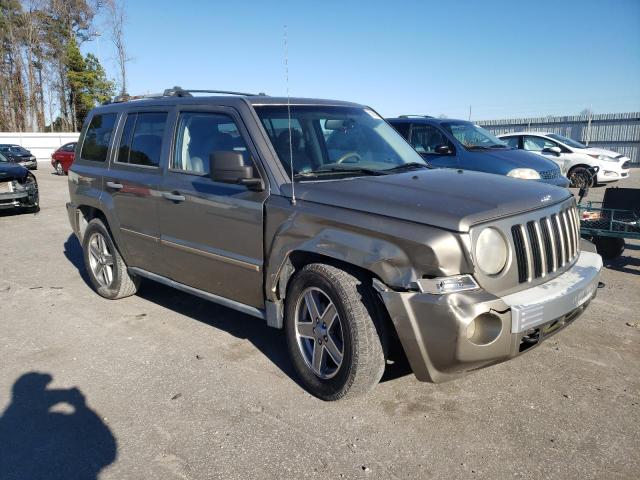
80,113,117,162
173,112,250,174
117,112,167,167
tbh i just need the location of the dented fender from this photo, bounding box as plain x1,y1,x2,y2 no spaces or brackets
264,195,474,302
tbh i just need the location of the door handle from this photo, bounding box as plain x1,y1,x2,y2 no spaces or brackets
162,191,186,203
106,181,123,190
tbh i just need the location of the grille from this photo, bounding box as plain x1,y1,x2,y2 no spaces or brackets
511,205,580,283
622,160,630,169
540,168,560,180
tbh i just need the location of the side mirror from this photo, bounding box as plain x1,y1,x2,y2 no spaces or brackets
543,146,562,156
209,151,264,190
435,144,452,155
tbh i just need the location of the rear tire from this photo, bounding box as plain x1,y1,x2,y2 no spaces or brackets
593,236,625,260
82,218,140,299
284,263,385,401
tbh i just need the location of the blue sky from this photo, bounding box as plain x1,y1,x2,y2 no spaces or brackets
86,0,640,120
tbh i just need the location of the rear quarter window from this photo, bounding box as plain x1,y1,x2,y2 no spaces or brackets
80,113,118,162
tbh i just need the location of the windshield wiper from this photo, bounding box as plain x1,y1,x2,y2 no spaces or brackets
294,166,386,179
489,144,508,149
466,145,491,150
383,162,431,172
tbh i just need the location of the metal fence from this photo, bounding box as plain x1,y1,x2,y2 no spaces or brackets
477,112,640,165
0,132,80,162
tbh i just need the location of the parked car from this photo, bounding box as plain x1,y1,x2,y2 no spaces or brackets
67,88,602,400
387,116,569,188
0,144,37,170
498,132,631,188
0,152,39,212
51,142,77,175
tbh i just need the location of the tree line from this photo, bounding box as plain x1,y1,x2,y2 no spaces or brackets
0,0,128,133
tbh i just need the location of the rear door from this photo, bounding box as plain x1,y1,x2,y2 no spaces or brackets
157,106,268,308
408,124,458,168
103,108,171,272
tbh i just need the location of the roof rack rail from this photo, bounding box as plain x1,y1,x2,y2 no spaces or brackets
102,86,267,105
398,114,434,119
163,86,267,97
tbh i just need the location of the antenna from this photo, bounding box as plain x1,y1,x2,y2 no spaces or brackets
284,24,296,205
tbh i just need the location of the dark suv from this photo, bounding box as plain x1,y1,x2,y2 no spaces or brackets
67,88,601,400
387,116,569,187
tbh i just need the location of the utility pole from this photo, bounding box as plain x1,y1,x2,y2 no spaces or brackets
468,105,472,121
586,104,593,146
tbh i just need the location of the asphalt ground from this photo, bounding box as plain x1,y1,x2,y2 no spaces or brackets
0,167,638,479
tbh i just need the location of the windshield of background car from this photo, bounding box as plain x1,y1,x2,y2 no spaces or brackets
442,122,507,149
547,133,587,149
0,153,8,162
255,105,427,180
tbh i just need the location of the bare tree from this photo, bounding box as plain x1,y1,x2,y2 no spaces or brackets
105,0,129,95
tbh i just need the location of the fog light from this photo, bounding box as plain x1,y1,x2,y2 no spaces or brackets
466,313,502,346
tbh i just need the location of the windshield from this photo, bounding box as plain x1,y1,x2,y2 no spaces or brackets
0,145,28,154
547,133,587,149
255,105,427,180
442,122,507,149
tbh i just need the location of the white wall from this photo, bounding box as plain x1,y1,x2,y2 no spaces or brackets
0,132,80,162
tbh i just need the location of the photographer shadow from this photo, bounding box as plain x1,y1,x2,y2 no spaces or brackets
0,372,116,480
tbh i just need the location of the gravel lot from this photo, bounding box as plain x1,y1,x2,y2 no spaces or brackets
1,167,638,480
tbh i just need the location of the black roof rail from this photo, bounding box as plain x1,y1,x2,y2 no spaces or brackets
163,86,267,97
398,114,434,119
102,86,267,105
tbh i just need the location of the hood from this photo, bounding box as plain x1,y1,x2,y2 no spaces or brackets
290,168,571,232
581,147,624,158
0,162,28,180
469,148,561,171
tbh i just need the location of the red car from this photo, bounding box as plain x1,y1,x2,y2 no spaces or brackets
51,142,76,175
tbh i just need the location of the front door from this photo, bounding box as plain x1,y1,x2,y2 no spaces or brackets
157,108,268,308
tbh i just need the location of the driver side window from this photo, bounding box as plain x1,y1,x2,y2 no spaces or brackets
410,125,452,154
173,112,252,175
524,136,557,152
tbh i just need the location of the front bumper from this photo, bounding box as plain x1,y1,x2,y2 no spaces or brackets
597,159,631,183
379,251,602,383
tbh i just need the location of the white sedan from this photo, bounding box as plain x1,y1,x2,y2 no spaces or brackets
498,132,631,187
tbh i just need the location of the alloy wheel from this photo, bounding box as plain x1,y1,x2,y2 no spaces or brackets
295,287,345,379
87,232,115,288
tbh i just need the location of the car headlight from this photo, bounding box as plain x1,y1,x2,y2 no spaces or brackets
589,154,617,162
507,168,541,180
475,227,508,275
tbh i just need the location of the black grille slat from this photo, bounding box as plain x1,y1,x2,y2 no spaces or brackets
550,214,564,263
540,218,554,273
526,221,543,278
511,225,528,283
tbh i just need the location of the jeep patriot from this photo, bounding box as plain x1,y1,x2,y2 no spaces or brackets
67,87,602,400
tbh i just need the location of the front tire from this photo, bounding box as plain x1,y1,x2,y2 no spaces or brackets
55,161,64,176
285,263,385,401
569,166,595,189
82,218,140,299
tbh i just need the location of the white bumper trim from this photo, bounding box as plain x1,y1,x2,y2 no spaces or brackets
503,251,602,333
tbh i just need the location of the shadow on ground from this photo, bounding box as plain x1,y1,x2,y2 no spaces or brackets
0,372,116,480
62,234,413,390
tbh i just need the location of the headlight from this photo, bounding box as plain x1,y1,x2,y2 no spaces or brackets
475,228,508,275
589,154,617,162
507,168,541,180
